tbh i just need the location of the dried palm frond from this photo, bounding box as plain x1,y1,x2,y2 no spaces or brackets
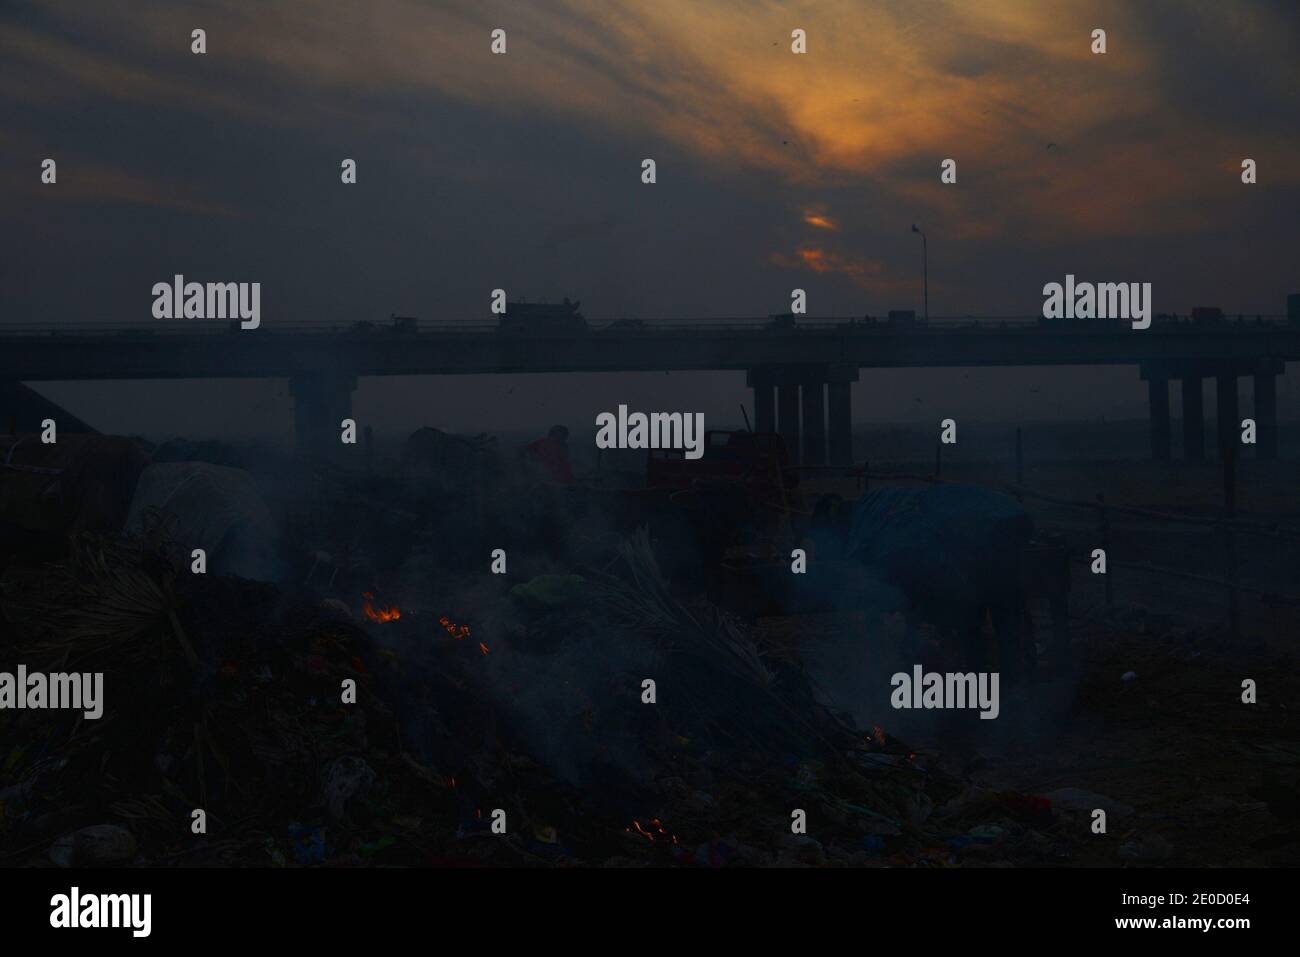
2,529,195,667
109,794,181,843
589,529,882,767
590,527,772,688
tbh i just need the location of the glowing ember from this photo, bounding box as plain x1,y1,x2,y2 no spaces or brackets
362,592,401,623
625,817,678,845
438,616,471,640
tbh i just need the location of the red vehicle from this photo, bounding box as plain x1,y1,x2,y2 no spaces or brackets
646,430,796,495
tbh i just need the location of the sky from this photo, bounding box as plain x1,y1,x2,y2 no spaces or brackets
1,0,1297,439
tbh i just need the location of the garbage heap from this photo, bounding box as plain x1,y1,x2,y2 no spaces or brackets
1,524,1081,867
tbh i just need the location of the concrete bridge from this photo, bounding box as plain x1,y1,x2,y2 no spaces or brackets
1,316,1295,463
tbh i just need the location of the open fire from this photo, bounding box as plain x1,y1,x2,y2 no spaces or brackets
626,818,678,845
361,592,401,623
439,615,471,640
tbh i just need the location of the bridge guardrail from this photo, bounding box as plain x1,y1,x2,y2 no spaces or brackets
0,315,1286,337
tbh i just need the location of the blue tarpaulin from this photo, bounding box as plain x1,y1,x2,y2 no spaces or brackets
846,484,1033,605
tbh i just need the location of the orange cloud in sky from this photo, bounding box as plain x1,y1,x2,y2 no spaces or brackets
802,209,838,231
6,0,1297,241
769,246,905,293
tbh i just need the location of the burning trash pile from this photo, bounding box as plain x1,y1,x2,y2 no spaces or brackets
0,511,1091,867
0,523,423,866
343,528,1091,867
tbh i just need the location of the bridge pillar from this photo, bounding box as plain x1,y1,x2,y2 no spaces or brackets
828,381,853,466
1254,363,1279,460
290,374,356,458
1146,375,1171,462
1216,371,1239,457
777,382,801,465
750,365,858,466
801,378,826,466
1181,376,1204,462
826,365,858,467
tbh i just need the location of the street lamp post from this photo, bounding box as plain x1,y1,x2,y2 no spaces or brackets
911,224,928,322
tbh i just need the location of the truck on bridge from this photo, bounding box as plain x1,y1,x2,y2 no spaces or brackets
340,314,421,337
498,298,587,335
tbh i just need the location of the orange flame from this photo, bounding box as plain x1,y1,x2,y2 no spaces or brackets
439,616,471,640
362,592,401,623
626,818,678,845
630,820,653,842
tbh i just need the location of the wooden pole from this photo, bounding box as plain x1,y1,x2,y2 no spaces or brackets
1223,444,1240,642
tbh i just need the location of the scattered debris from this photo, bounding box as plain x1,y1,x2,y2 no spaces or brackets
50,825,138,867
1044,788,1134,819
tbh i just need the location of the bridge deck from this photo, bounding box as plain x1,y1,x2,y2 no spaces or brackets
1,317,1294,380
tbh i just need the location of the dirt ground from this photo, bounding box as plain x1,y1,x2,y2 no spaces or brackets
787,456,1300,867
973,628,1298,867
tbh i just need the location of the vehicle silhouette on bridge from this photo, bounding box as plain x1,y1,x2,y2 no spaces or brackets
498,298,587,335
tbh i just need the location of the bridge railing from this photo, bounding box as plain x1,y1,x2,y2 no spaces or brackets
0,315,1286,337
